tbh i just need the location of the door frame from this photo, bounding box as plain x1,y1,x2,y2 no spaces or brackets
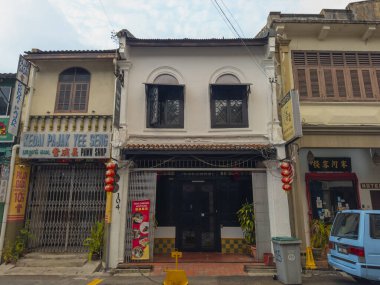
305,172,360,221
175,177,221,252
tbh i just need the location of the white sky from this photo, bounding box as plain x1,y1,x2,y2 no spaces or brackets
0,0,354,73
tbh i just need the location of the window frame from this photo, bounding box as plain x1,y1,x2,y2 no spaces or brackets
210,84,250,128
54,67,91,113
145,83,185,129
292,51,380,101
0,86,12,116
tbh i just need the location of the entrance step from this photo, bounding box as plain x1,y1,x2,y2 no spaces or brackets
16,253,88,267
0,253,102,276
114,264,153,275
244,264,277,276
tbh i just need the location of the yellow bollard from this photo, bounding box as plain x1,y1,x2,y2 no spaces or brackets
163,250,189,285
305,246,317,270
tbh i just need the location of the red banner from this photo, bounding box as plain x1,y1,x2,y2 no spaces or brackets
131,200,150,260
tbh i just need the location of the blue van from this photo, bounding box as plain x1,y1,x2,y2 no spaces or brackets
328,210,380,283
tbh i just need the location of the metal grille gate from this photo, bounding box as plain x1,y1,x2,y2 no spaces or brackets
25,163,106,253
124,171,156,262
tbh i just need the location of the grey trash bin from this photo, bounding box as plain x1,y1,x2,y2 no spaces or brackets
272,237,302,285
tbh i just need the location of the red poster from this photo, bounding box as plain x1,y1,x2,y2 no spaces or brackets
131,200,150,260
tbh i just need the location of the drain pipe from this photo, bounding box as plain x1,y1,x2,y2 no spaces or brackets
0,144,19,259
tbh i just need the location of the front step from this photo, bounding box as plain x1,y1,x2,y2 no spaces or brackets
244,264,276,276
16,253,88,268
114,264,153,275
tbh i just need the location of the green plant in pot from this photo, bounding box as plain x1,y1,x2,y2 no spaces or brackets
83,220,104,261
310,219,331,259
237,202,256,258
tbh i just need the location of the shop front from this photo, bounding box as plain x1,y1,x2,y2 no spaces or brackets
16,124,112,253
118,144,283,264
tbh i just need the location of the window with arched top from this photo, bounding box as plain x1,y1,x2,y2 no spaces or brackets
55,67,90,112
210,74,250,128
145,74,184,128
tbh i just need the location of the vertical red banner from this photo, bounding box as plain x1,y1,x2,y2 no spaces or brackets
131,200,150,260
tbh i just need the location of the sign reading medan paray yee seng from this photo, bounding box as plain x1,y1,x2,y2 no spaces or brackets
20,132,111,159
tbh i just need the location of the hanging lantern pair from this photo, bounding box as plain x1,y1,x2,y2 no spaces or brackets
104,162,120,192
280,161,293,191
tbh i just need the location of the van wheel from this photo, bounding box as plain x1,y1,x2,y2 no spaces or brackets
353,277,371,284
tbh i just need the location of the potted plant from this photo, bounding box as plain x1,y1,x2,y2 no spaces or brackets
237,202,256,259
83,221,104,261
310,219,331,259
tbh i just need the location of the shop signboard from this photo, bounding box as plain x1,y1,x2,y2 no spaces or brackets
0,117,14,142
308,157,351,172
280,90,303,143
131,200,150,260
16,55,31,86
7,165,30,222
20,132,111,159
8,81,26,136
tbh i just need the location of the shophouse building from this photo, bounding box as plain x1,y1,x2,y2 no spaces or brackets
2,50,116,254
108,30,291,267
0,74,16,231
262,0,380,248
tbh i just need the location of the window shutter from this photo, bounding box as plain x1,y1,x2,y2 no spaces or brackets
324,69,334,97
376,70,380,92
297,69,307,97
72,82,89,111
362,70,374,98
350,70,361,98
57,83,72,111
336,70,347,98
149,86,160,125
309,69,320,98
293,52,306,66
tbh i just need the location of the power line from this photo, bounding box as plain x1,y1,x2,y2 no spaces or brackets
219,0,246,38
97,0,115,32
211,0,269,78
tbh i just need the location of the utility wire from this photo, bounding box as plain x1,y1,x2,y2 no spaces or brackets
219,0,246,38
211,0,269,78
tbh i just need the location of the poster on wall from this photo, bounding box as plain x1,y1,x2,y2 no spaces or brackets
131,200,150,260
7,165,30,222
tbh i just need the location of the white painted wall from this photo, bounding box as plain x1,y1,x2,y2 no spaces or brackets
122,45,273,145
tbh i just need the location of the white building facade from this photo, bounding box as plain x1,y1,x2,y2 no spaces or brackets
108,31,291,267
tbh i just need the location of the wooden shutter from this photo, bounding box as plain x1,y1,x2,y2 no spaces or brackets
324,69,334,98
350,70,361,98
361,70,374,98
297,69,307,98
336,70,347,98
309,69,320,98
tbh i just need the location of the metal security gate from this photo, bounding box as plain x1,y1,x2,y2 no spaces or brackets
25,163,106,253
124,171,156,262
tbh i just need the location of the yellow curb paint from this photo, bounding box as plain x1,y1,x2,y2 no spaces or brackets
87,279,103,285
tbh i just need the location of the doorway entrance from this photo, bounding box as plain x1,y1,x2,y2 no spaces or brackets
176,182,219,251
370,191,380,210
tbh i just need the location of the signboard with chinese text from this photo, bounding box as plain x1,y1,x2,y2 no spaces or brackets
20,132,111,159
16,55,31,86
131,200,150,260
280,90,303,142
308,157,351,172
0,117,14,142
8,81,26,136
7,165,30,221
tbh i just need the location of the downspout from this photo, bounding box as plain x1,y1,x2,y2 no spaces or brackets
0,144,19,258
23,64,38,132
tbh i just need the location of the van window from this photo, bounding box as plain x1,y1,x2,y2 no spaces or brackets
331,213,360,239
370,214,380,239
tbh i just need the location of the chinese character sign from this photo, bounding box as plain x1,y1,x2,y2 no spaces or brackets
308,157,351,172
131,200,150,260
7,165,30,222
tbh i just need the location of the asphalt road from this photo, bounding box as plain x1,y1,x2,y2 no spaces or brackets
0,272,369,285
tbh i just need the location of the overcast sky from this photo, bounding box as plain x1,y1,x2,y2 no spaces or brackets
0,0,354,73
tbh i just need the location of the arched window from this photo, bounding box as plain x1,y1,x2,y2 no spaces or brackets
210,74,250,128
145,74,184,128
55,67,90,112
